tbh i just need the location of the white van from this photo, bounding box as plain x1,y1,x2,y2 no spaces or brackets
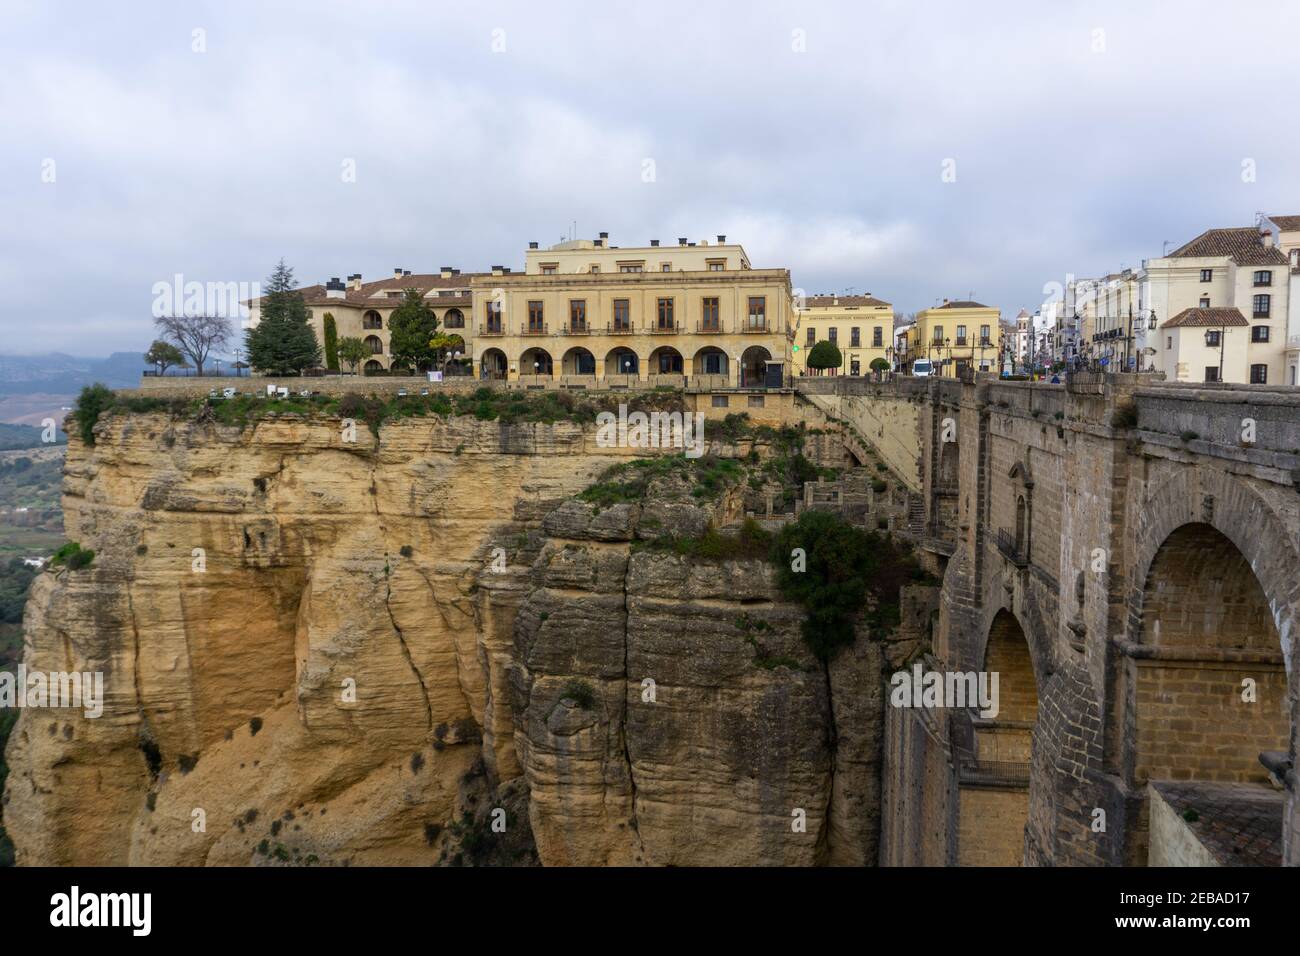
911,358,935,377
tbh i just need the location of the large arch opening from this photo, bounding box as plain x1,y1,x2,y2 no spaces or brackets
605,347,639,378
649,345,683,374
958,609,1038,867
479,348,507,380
1128,522,1289,864
519,347,554,377
693,346,728,377
561,346,596,376
740,345,771,387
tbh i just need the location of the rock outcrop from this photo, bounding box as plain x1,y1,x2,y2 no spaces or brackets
3,406,889,865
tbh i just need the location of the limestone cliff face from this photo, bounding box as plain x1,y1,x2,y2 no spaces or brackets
4,409,884,866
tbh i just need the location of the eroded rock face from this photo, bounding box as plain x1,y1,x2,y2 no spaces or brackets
4,409,887,866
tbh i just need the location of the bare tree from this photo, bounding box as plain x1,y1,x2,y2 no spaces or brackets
154,314,232,377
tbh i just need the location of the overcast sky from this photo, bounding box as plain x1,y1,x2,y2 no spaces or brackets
2,0,1298,355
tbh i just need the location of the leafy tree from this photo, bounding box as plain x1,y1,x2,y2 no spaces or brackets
153,314,232,376
388,288,439,371
770,509,925,660
429,332,465,370
144,340,187,376
72,383,114,446
870,357,891,373
337,336,370,374
322,313,339,372
806,339,843,372
244,259,322,375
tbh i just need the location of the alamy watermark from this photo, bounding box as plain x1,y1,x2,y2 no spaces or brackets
151,273,259,319
0,665,104,718
595,404,706,459
890,662,1000,718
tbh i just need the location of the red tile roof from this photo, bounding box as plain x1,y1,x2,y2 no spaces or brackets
1164,307,1248,328
1167,227,1288,265
802,294,892,309
1267,214,1300,232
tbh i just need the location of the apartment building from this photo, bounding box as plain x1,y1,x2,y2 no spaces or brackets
468,234,792,387
1262,215,1300,385
792,294,894,375
903,300,1001,375
1144,223,1291,384
245,267,481,373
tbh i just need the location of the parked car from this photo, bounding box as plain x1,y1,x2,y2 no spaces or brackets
911,358,935,377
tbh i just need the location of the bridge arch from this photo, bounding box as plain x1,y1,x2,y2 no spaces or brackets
1123,469,1298,864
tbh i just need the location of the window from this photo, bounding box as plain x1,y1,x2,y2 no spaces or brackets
1254,270,1272,287
872,326,882,347
486,301,503,332
708,261,725,272
1250,364,1268,384
1205,366,1220,382
590,265,600,275
703,352,725,374
747,296,766,329
612,299,630,331
932,325,944,344
661,263,671,272
712,395,729,408
1199,297,1210,308
956,325,967,346
701,297,720,330
569,299,586,331
829,327,838,344
365,335,383,355
851,327,861,347
980,324,990,345
806,327,815,346
443,308,465,329
1166,336,1172,349
1200,269,1213,282
541,265,557,275
619,264,643,273
1252,325,1270,343
656,297,674,330
1205,330,1221,347
527,300,544,332
1253,294,1270,318
748,395,765,408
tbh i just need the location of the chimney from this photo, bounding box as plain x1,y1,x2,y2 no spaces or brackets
599,231,608,240
491,265,504,276
650,239,660,247
1261,228,1275,248
325,277,346,299
440,266,454,279
594,239,603,247
348,273,362,292
678,237,688,246
393,267,403,278
717,234,726,243
528,241,539,249
403,270,411,277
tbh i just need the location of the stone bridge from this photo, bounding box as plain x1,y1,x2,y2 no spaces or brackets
798,373,1300,866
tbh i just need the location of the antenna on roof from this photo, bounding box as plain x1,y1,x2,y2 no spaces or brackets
1162,240,1173,255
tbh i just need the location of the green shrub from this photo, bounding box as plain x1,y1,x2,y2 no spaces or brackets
73,383,115,446
49,541,94,571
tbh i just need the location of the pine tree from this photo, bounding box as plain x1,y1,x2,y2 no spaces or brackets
387,288,439,372
245,259,322,375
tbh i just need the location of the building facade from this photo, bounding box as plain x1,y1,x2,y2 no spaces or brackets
903,300,1001,375
792,294,894,376
245,268,481,373
468,234,792,387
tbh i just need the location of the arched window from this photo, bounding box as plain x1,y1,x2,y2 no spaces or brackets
443,308,465,329
365,335,383,355
363,311,383,330
1015,495,1027,554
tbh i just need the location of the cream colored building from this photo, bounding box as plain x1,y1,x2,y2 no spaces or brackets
904,300,1000,375
792,294,894,376
1143,224,1291,384
469,234,792,388
245,267,481,373
1262,214,1300,385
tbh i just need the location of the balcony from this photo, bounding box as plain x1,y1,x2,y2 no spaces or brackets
560,324,590,335
1253,311,1270,319
696,322,724,334
995,528,1028,567
650,323,679,334
743,321,770,333
605,323,635,335
955,337,968,347
478,323,504,336
521,324,549,336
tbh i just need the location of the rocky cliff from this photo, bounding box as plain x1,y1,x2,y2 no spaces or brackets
3,403,895,865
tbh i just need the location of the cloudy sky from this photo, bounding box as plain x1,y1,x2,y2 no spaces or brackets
2,0,1298,355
